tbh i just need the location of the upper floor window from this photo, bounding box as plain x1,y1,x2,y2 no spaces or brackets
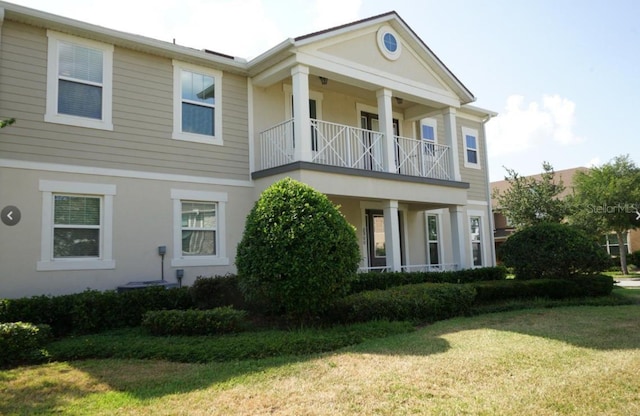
462,127,480,169
45,31,113,130
172,61,223,145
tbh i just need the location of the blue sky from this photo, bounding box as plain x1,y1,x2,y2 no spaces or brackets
9,0,640,181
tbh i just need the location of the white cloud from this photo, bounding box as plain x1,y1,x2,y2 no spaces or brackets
486,94,584,157
587,157,601,168
312,0,362,30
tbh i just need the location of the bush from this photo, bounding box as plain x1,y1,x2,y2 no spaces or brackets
0,322,52,367
236,178,359,318
350,267,507,293
141,307,248,336
48,321,415,363
471,274,614,303
190,274,245,310
0,287,193,336
628,251,640,267
499,223,610,279
329,283,476,324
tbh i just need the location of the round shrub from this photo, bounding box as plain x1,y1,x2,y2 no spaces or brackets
499,222,610,279
0,322,52,367
236,178,360,318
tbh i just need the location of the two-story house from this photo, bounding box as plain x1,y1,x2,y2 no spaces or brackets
0,2,496,298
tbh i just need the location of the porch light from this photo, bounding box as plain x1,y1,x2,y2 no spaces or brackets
395,97,403,105
319,76,328,85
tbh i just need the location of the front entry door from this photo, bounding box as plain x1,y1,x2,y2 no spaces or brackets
366,209,405,270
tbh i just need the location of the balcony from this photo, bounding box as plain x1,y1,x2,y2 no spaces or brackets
258,119,452,181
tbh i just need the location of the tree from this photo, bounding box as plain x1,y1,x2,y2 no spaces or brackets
236,178,359,319
569,155,640,275
492,161,568,230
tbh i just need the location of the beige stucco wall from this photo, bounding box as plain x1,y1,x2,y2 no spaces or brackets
0,167,253,298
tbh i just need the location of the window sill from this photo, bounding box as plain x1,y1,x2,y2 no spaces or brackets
172,131,223,146
37,259,116,271
171,256,229,267
45,113,113,131
463,162,481,170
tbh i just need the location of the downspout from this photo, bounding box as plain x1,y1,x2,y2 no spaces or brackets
481,113,497,266
0,8,5,50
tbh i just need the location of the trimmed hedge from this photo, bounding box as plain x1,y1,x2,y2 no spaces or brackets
329,283,477,324
190,274,246,310
0,287,193,336
48,321,415,363
142,307,248,336
350,266,507,294
471,275,614,303
0,322,52,367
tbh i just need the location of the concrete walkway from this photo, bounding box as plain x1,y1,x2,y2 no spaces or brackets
615,278,640,288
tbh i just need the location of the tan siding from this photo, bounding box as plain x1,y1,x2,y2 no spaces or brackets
0,20,250,181
457,118,489,201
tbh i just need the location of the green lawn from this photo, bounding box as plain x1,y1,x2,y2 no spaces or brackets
2,290,639,415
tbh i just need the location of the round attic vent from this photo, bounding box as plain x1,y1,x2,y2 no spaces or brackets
377,26,401,60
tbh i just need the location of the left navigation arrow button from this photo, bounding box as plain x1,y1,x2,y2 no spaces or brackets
1,205,21,226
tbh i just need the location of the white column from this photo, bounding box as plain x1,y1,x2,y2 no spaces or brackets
384,200,402,272
377,88,396,173
291,65,311,162
443,107,461,181
449,206,468,269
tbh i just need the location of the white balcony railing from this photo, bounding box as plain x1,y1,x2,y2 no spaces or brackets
394,135,451,180
258,119,452,181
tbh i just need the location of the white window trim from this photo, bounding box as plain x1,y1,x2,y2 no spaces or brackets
420,118,438,144
376,25,402,61
45,30,114,131
171,189,228,267
467,210,489,268
38,180,116,271
462,126,480,169
172,61,223,145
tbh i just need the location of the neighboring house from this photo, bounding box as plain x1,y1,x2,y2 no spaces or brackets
491,166,638,256
0,2,497,298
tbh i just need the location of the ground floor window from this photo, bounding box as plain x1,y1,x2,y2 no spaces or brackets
426,214,440,265
600,232,629,256
171,189,229,267
38,180,115,271
181,201,216,256
53,195,101,258
470,216,482,267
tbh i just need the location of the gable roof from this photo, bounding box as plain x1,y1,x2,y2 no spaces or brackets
250,11,475,105
0,2,476,105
